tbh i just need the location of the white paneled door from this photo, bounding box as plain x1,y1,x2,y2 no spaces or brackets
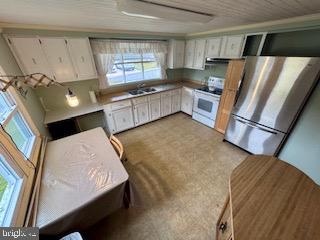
8,37,52,77
40,38,76,82
67,38,97,80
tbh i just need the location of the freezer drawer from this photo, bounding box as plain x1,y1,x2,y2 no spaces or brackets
224,115,286,155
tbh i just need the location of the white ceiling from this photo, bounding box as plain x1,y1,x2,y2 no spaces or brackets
0,0,320,35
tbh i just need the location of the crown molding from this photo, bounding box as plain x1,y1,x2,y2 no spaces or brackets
0,22,185,37
187,13,320,37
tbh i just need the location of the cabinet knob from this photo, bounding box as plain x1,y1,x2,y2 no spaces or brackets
81,56,85,62
219,222,227,233
32,58,37,64
122,118,126,123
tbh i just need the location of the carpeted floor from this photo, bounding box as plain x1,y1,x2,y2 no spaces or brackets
84,113,248,240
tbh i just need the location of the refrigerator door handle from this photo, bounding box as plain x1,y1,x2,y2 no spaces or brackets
232,115,278,135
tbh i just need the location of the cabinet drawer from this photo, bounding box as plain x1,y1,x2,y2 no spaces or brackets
161,91,171,99
132,96,148,105
216,196,232,240
149,93,161,100
110,100,132,110
171,89,181,96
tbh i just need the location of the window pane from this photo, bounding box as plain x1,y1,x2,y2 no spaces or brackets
4,112,34,157
114,54,122,64
125,63,143,83
142,53,156,62
143,62,161,80
123,53,141,63
106,64,125,85
0,93,15,123
0,155,22,226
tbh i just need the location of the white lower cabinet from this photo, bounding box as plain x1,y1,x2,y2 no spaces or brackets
104,87,193,133
181,87,194,115
149,98,161,121
171,89,181,113
104,100,134,134
161,92,172,117
133,102,150,126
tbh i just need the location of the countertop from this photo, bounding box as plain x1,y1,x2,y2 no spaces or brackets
44,81,202,124
230,155,320,239
97,81,203,105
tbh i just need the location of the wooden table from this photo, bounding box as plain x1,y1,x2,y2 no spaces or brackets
216,155,320,240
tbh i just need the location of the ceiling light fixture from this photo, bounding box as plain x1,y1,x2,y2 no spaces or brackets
121,11,160,19
116,0,214,23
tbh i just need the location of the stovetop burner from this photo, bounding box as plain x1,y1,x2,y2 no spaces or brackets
197,86,223,95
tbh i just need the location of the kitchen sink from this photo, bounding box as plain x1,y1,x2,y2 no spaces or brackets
128,87,157,95
141,87,157,93
128,89,144,95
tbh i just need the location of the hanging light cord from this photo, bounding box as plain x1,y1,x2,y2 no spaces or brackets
0,123,36,169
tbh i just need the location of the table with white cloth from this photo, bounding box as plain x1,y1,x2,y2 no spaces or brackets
36,127,129,235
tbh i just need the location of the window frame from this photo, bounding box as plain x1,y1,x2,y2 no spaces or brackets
107,52,162,86
0,132,34,226
0,67,41,166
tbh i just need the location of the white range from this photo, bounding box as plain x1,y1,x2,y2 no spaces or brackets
192,77,224,128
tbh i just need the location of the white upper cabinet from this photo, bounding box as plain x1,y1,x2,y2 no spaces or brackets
167,40,185,69
184,40,195,68
193,39,206,70
6,35,97,83
220,35,245,59
184,39,206,70
206,37,222,58
7,37,53,77
67,38,97,80
40,38,76,82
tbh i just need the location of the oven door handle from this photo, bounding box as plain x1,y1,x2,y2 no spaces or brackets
232,116,278,135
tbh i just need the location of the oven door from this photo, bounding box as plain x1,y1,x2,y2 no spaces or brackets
193,91,220,119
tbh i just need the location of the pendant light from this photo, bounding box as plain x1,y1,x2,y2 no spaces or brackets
66,88,79,107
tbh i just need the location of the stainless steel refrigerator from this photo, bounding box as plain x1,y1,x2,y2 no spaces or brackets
224,56,320,155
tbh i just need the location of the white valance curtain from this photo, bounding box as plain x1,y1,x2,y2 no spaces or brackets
90,39,168,88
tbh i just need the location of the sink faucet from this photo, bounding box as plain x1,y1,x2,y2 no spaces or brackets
137,83,146,89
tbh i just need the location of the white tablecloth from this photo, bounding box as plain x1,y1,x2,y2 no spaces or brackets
36,128,128,235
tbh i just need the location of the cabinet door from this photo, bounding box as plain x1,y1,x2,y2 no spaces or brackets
133,102,150,126
221,35,244,59
184,40,195,68
171,90,181,113
149,99,161,121
40,38,76,82
193,39,206,70
206,37,222,58
181,87,194,115
174,40,185,68
112,107,134,133
161,95,172,117
215,60,245,134
8,37,52,77
67,38,97,80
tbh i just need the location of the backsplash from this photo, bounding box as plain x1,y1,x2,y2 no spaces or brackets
182,64,228,84
35,69,183,111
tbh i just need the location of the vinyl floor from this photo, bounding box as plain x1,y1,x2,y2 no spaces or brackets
84,113,248,240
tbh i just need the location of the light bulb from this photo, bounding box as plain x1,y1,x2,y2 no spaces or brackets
66,88,79,107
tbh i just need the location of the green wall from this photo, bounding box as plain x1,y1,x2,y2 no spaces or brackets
182,64,228,83
279,83,320,185
0,35,48,136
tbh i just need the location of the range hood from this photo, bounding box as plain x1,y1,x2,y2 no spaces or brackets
116,0,214,23
205,57,230,65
